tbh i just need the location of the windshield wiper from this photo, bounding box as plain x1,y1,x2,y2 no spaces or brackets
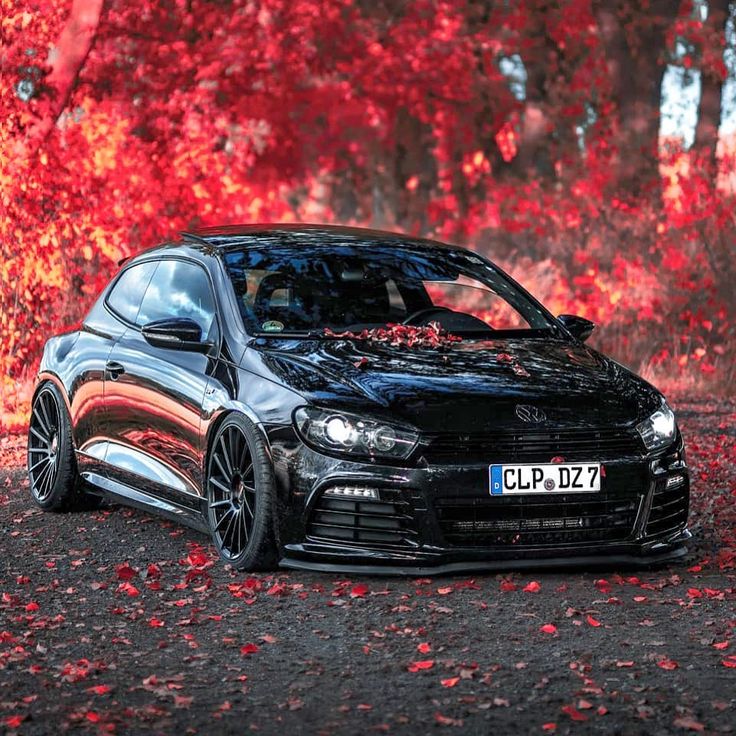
252,328,326,339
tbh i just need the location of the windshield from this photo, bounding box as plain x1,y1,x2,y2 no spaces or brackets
222,242,555,337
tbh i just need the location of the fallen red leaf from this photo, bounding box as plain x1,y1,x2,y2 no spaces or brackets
561,704,588,722
540,623,557,634
407,660,434,672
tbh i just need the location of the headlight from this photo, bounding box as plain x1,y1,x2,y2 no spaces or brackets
294,407,419,460
636,402,677,451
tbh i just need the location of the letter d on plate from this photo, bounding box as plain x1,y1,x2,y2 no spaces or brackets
490,465,503,495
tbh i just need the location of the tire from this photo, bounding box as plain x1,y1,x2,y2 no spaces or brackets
27,382,102,512
206,414,279,571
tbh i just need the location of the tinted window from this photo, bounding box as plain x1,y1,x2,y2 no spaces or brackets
107,262,157,324
137,260,216,337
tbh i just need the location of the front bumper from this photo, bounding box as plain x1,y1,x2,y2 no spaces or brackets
268,427,691,575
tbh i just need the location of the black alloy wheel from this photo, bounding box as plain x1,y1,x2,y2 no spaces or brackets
206,415,278,570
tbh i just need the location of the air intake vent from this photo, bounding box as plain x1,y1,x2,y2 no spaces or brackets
307,489,417,548
645,476,688,538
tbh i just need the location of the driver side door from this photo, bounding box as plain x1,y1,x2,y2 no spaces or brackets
103,258,219,503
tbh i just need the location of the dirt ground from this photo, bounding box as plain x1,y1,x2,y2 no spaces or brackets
1,397,734,734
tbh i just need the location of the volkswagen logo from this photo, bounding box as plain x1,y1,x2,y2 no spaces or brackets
515,404,546,423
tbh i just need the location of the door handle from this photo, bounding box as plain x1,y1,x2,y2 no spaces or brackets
106,360,125,380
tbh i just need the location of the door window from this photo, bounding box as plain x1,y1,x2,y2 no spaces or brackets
137,260,217,338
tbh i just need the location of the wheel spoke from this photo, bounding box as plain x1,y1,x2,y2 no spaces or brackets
32,406,50,436
43,463,56,496
210,498,231,508
34,461,53,497
38,394,53,435
210,477,230,496
227,427,240,474
219,434,234,476
213,452,230,481
239,507,249,544
241,462,254,483
222,508,238,549
242,494,254,519
29,455,49,473
29,426,49,444
214,506,234,531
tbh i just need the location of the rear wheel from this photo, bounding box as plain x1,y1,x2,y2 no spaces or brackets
206,414,278,571
28,382,101,511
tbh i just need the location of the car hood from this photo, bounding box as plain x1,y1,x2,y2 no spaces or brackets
246,337,661,434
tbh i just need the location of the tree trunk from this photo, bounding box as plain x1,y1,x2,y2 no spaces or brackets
20,0,104,157
593,0,681,196
694,0,732,172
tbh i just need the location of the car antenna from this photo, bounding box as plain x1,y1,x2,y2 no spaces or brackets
180,231,212,247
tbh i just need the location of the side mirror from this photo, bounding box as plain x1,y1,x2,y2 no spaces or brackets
141,318,212,353
558,314,596,342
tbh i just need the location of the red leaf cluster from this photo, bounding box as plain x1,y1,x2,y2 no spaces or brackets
323,322,462,350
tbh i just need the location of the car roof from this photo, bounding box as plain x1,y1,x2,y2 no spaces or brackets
177,223,463,252
120,224,472,269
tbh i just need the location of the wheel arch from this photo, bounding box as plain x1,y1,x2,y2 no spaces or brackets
33,372,77,447
202,403,273,476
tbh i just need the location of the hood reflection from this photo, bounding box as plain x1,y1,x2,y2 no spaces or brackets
248,337,661,434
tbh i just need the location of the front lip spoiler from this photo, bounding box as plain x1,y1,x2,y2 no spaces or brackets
279,530,692,577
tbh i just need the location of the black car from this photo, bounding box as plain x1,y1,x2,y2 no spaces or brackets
28,225,690,574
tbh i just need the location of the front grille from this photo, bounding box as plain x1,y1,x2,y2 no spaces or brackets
435,465,645,547
436,495,639,547
645,476,688,538
424,427,643,465
307,489,417,548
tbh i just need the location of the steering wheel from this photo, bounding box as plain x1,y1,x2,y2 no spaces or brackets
402,306,452,325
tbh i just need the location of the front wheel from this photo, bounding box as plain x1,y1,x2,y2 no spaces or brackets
206,414,278,571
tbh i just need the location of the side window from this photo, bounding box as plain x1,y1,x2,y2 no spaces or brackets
106,261,158,324
136,260,217,338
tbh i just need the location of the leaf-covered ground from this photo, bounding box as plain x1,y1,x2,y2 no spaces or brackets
1,398,734,734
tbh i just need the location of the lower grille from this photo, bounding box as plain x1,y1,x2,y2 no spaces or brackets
307,489,417,548
436,489,640,548
645,477,688,538
425,427,643,464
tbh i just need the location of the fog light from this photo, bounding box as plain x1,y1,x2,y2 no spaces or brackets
666,474,686,489
324,485,380,500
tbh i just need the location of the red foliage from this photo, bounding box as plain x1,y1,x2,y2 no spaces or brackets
1,0,735,430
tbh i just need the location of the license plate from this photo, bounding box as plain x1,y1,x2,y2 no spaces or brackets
489,463,601,495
